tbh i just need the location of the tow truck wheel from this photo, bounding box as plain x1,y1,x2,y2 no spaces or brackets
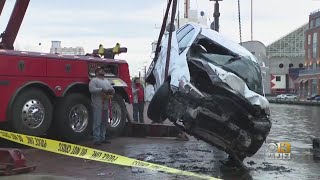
107,94,126,137
54,93,91,143
10,88,53,136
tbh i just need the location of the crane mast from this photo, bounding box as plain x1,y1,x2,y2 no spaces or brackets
0,0,6,16
0,0,30,50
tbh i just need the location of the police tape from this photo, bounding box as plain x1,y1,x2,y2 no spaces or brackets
0,130,220,180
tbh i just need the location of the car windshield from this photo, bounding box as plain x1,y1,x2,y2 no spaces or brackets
193,52,263,95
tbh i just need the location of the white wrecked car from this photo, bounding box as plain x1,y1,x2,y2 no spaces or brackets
146,23,271,165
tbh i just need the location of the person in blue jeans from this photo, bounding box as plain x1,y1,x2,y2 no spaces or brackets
89,67,115,146
132,78,145,123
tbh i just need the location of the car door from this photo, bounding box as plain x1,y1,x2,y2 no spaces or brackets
161,24,199,88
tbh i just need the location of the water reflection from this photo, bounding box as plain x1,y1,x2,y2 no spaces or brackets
249,104,320,179
124,104,320,179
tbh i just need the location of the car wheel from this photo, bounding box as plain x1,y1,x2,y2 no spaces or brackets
147,81,171,123
10,88,53,136
54,93,91,143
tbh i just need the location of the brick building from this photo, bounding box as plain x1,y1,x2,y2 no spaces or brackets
296,9,320,98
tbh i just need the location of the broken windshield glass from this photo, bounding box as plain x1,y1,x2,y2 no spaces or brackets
191,51,263,95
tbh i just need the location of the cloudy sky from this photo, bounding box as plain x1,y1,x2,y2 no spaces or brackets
0,0,319,76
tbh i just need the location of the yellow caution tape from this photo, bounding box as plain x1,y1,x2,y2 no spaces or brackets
0,130,220,180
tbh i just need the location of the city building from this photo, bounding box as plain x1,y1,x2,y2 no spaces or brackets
296,9,320,98
266,24,308,95
49,41,85,56
242,41,271,95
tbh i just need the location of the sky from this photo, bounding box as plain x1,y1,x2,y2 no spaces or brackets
0,0,319,76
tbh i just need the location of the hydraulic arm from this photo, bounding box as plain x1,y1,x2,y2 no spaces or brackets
0,0,30,49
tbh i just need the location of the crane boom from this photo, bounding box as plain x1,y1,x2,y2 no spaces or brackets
0,0,30,50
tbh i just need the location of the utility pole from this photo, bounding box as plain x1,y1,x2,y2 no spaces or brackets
184,0,189,18
138,70,141,80
210,0,223,32
238,0,242,44
144,65,147,87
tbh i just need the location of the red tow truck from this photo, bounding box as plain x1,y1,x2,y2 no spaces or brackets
0,0,133,142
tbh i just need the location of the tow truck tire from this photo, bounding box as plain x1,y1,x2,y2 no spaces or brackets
10,88,53,136
147,81,170,123
107,94,126,137
54,94,91,143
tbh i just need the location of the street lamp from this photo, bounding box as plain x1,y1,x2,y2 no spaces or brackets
143,62,148,87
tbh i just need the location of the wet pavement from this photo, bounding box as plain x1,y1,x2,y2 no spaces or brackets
3,104,320,180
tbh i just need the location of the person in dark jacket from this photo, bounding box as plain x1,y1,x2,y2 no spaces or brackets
132,77,145,123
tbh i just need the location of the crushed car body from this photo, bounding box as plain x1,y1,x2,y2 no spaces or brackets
146,23,272,164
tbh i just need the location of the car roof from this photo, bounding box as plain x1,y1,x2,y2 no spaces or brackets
188,23,257,63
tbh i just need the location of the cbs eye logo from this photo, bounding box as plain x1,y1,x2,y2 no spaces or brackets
267,142,291,153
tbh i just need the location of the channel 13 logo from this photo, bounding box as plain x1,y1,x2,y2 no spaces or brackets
265,142,291,160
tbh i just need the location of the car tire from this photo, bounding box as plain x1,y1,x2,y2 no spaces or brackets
54,93,91,143
147,81,170,123
10,88,53,136
106,94,127,137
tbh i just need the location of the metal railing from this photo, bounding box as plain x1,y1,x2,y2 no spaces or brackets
299,68,320,75
310,9,320,15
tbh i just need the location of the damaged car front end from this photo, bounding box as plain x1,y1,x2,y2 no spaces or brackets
146,23,272,165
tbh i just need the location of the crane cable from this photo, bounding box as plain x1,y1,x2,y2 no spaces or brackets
237,0,242,44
